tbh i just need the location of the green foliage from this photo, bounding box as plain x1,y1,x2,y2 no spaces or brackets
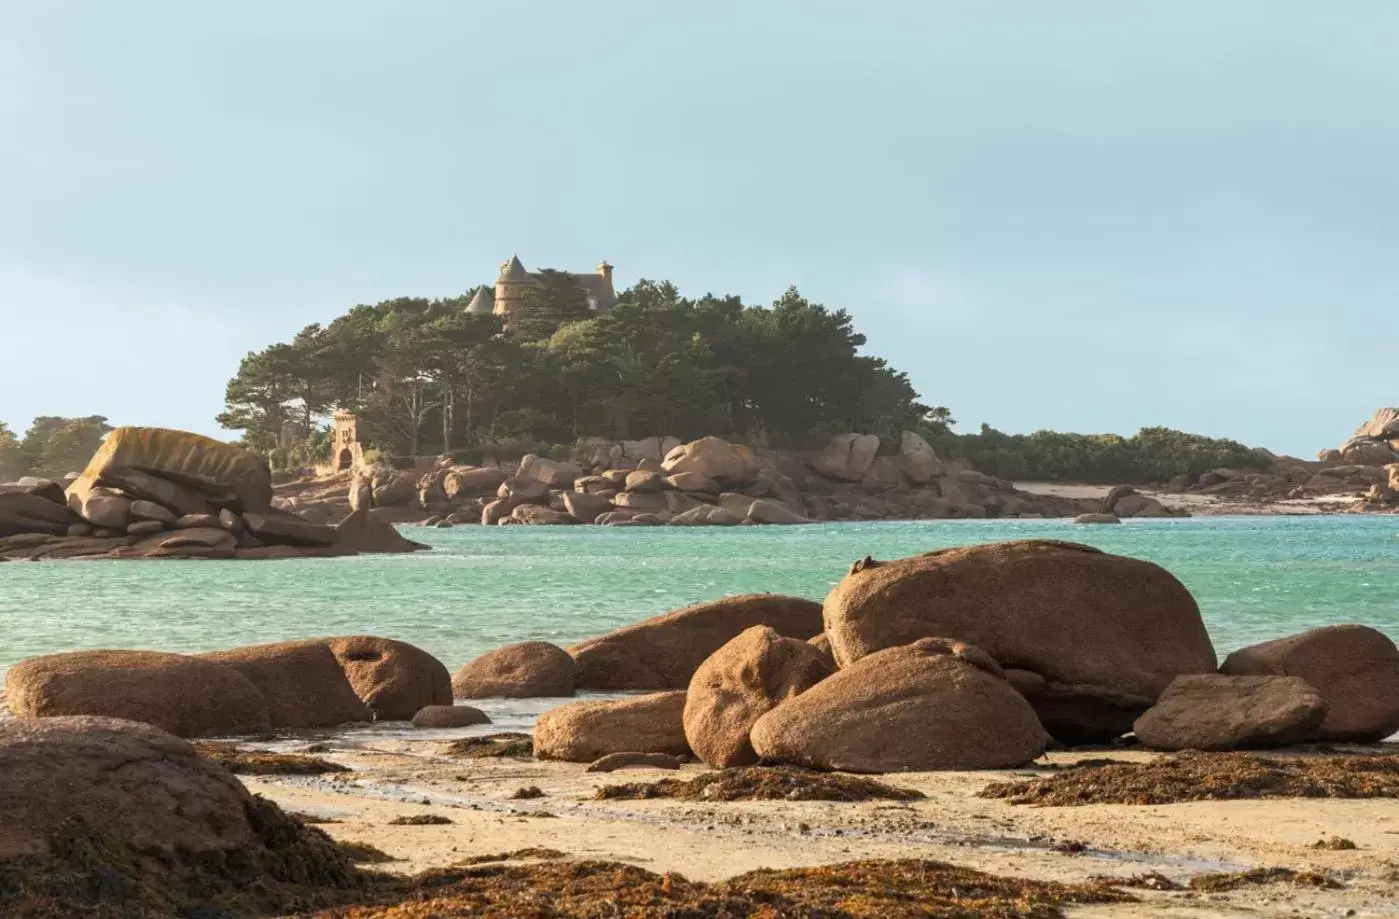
512,270,594,341
949,424,1274,484
0,422,25,482
267,428,333,474
19,416,113,479
217,279,928,456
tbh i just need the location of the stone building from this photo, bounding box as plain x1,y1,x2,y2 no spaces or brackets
465,255,616,326
330,409,365,471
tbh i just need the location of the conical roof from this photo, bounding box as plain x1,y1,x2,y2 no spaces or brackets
466,286,495,314
498,254,530,282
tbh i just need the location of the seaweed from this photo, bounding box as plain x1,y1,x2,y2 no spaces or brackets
1311,837,1358,850
1187,867,1341,891
337,842,399,865
595,765,924,802
194,742,350,776
452,848,567,866
442,733,533,759
980,752,1399,806
386,815,453,826
0,796,371,917
508,786,545,800
1093,871,1182,890
303,857,1133,918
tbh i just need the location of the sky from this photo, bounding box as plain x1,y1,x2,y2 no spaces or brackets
2,1,1397,458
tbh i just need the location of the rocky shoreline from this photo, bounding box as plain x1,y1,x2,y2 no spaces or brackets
281,425,1399,530
3,538,1397,915
280,431,1206,530
0,427,426,561
8,424,1399,563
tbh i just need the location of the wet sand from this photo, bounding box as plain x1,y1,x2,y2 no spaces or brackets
233,736,1399,917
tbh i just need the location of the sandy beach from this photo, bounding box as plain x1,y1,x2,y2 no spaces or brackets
1014,483,1363,516
221,733,1399,917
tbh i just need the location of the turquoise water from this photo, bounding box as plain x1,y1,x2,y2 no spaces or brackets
2,516,1398,679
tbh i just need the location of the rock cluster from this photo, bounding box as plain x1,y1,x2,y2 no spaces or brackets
7,545,1394,775
341,432,1100,528
5,635,451,735
1219,624,1399,742
0,427,427,561
821,540,1218,743
446,541,1399,770
1319,407,1399,465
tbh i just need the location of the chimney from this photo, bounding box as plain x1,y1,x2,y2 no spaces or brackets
597,261,613,283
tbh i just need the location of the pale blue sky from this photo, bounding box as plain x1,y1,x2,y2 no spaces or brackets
2,1,1396,456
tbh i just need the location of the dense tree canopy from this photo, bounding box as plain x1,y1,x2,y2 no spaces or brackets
925,422,1275,485
0,415,114,481
0,423,23,482
218,280,931,462
210,277,1274,485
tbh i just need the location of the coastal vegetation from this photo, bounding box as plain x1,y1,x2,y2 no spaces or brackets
217,279,932,462
929,423,1275,485
0,415,112,481
1,282,1272,488
208,275,1275,485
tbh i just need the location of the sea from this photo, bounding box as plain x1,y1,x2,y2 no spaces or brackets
3,515,1397,683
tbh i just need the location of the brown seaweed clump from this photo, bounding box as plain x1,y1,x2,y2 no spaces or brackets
980,752,1399,806
595,765,925,802
442,733,533,759
305,857,1132,918
1187,867,1341,892
387,815,453,826
0,796,371,917
194,741,351,776
452,848,567,867
338,841,401,865
1311,837,1358,850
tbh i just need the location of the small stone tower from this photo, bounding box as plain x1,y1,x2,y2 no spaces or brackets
493,255,532,327
330,409,364,471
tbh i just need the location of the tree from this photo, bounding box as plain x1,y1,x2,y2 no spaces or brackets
0,422,26,482
512,271,593,341
412,310,505,452
216,345,301,451
21,416,112,478
359,332,441,458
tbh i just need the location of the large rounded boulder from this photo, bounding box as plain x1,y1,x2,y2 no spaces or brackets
65,426,273,517
5,650,271,737
452,641,577,699
1220,624,1399,742
684,626,833,768
533,691,689,762
0,717,257,860
0,717,359,915
199,641,372,728
750,638,1049,772
324,636,453,721
660,437,753,485
1133,674,1327,751
568,594,824,690
823,541,1217,743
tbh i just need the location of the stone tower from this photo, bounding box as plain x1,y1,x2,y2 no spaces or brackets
479,255,617,329
493,255,532,327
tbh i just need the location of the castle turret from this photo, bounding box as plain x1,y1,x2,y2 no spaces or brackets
493,254,532,326
465,286,495,314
